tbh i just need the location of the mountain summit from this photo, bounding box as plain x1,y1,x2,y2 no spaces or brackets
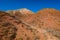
6,8,34,15
18,8,34,14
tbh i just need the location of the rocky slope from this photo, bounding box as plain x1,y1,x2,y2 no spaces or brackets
0,8,60,40
0,12,17,40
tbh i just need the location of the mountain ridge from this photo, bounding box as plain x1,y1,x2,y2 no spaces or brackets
0,8,60,40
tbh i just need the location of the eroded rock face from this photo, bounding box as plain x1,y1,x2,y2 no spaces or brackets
0,12,17,40
0,22,17,40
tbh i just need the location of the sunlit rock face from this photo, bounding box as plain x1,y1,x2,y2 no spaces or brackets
6,8,34,15
0,8,60,40
36,8,60,30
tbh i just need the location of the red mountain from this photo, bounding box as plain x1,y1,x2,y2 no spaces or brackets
0,8,60,40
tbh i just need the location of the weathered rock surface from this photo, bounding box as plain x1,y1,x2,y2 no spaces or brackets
0,12,17,40
0,8,60,40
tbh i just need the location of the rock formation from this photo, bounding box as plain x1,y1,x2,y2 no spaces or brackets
0,12,17,40
0,8,60,40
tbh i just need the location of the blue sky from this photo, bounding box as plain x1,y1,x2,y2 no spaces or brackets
0,0,60,12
